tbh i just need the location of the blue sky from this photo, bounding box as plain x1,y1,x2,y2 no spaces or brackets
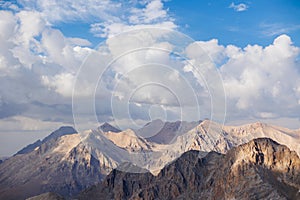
0,0,300,156
5,0,298,48
167,0,300,47
48,0,300,47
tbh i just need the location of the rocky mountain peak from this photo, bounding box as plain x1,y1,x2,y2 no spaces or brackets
98,122,121,133
229,138,300,173
143,120,200,144
15,126,77,155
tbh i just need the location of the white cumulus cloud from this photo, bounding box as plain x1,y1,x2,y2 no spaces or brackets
220,34,300,119
229,2,249,12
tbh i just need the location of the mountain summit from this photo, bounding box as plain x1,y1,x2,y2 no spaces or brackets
15,126,77,155
98,122,121,133
136,120,200,144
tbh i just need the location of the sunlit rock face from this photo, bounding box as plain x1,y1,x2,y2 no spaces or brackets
79,138,300,200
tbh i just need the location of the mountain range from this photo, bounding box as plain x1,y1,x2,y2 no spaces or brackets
0,120,299,199
79,138,300,200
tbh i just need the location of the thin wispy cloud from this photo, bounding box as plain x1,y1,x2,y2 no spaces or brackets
89,0,177,38
260,23,300,37
16,0,176,38
16,0,122,23
229,2,248,12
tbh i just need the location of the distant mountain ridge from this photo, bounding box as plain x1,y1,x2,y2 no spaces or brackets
0,120,300,199
15,126,77,155
137,119,200,144
98,122,121,133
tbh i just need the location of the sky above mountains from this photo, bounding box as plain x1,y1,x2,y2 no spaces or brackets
0,0,300,156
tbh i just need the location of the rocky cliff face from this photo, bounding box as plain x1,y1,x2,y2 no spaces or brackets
79,138,300,200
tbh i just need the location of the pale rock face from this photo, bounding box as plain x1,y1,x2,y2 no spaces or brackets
222,121,300,156
51,134,81,154
16,126,77,155
76,120,300,175
0,131,110,199
102,129,152,152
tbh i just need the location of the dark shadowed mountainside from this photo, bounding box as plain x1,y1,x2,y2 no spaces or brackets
79,138,300,200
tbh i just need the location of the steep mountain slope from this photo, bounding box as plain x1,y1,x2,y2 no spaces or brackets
79,138,300,200
0,134,83,199
223,121,300,155
98,122,121,133
26,192,64,200
16,126,77,155
141,120,200,144
173,120,300,156
0,130,118,199
135,119,165,138
0,128,155,199
0,156,8,164
101,129,153,152
138,120,300,173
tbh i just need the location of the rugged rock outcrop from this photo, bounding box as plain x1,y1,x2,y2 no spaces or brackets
79,138,300,200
